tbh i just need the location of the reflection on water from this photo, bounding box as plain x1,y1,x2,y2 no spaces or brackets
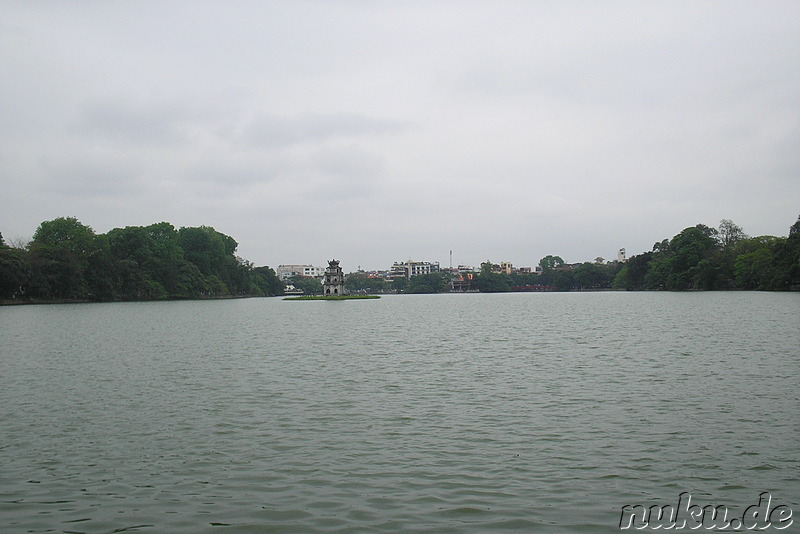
1,292,798,532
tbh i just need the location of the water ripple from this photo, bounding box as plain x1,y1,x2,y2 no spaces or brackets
1,292,798,532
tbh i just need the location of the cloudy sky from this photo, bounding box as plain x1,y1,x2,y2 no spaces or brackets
2,1,798,271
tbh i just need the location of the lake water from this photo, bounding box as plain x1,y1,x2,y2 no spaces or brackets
1,292,798,532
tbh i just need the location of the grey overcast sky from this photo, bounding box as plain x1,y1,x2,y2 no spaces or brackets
2,1,798,271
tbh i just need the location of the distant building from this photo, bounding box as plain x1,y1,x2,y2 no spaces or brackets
323,260,345,296
277,264,325,281
479,261,535,275
451,275,472,292
390,260,440,279
617,248,627,263
480,261,498,273
480,261,513,274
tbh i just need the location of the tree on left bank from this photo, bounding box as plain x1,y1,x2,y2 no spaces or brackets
0,217,284,302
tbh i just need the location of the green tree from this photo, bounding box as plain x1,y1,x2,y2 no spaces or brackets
408,272,451,293
6,218,332,301
508,271,542,289
83,233,115,300
179,226,228,276
178,226,246,294
644,224,719,290
143,222,188,297
573,262,615,289
534,255,567,288
204,275,228,296
718,219,747,250
552,269,575,291
733,236,780,289
0,245,27,299
107,225,155,299
290,275,322,295
27,217,108,299
539,255,565,271
25,246,84,299
250,266,283,296
346,272,386,293
391,276,408,293
32,217,98,257
107,223,203,299
613,252,653,290
765,215,800,290
474,264,511,292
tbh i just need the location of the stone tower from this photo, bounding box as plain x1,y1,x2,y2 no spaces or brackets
323,259,345,296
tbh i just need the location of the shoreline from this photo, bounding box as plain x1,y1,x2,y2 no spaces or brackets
0,294,270,307
3,288,795,307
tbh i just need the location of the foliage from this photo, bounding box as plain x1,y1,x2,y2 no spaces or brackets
507,272,539,287
1,217,284,302
345,272,387,293
617,216,800,291
573,262,617,289
538,255,565,271
391,276,408,293
0,246,26,299
407,272,452,294
3,215,799,302
473,270,511,293
718,219,747,250
290,275,323,296
733,237,781,289
250,266,284,297
32,217,99,258
613,252,653,290
641,224,719,290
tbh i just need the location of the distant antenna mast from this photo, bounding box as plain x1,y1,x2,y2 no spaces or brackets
450,250,453,270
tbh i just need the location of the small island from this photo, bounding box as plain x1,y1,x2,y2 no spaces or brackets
284,260,380,300
284,294,380,301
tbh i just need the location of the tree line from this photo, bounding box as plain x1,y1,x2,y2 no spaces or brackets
473,216,799,292
0,217,284,302
344,215,800,294
612,216,800,291
3,214,798,301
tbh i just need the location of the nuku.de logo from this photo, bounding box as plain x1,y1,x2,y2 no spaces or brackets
619,492,793,530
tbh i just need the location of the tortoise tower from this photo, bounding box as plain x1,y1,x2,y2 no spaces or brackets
323,259,345,296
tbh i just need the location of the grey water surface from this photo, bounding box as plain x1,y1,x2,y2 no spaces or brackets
1,292,798,532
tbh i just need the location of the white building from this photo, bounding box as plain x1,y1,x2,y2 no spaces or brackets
390,260,440,279
276,264,326,281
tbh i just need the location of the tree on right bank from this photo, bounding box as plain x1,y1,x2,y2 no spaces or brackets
612,216,800,291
